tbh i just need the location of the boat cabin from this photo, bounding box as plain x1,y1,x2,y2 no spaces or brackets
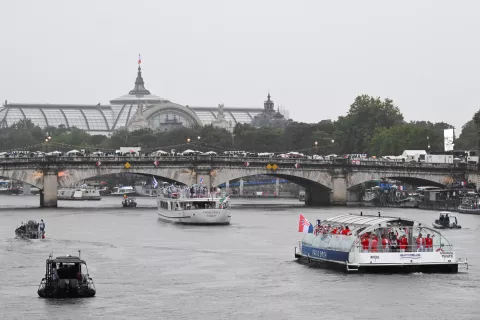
38,253,96,298
159,198,226,210
303,213,452,254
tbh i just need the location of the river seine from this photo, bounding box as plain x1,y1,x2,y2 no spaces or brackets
0,195,479,320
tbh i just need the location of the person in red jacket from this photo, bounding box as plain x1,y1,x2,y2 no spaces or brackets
416,233,425,252
425,234,433,252
399,235,409,252
341,226,351,235
381,234,389,252
361,234,370,252
331,227,338,235
371,234,378,253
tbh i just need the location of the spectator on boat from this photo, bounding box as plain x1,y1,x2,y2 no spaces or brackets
39,219,45,233
331,226,338,234
381,234,389,252
341,226,351,235
52,263,59,282
416,233,425,252
425,234,433,252
361,234,370,252
444,214,450,227
371,234,378,252
389,234,398,252
399,235,408,252
439,214,445,225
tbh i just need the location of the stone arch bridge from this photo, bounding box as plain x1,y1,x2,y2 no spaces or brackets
0,156,476,207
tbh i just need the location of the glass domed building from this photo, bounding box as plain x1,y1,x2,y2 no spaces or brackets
0,64,271,135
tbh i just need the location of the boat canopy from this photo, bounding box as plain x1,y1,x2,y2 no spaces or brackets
51,256,86,264
321,213,426,234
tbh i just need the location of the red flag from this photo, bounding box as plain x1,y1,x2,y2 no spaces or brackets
153,160,159,166
294,162,301,169
244,162,250,167
138,54,141,64
95,161,101,167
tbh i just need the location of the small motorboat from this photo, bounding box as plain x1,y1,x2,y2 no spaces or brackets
15,220,44,239
122,197,137,207
37,251,96,298
432,212,461,229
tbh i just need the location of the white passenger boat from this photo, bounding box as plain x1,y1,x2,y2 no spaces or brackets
156,189,231,225
57,188,102,201
110,186,137,196
295,213,468,273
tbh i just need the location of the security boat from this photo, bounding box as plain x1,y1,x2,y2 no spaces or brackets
432,212,461,229
294,213,468,273
37,251,96,298
15,220,44,239
157,188,231,225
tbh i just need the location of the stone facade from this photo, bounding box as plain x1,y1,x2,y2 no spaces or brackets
250,94,288,129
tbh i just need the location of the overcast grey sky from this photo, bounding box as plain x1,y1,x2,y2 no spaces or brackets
1,0,479,131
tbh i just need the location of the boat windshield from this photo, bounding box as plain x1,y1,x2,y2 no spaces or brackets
51,261,89,281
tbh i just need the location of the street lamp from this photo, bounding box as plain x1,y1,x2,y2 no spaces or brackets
197,136,201,140
427,136,430,151
314,141,318,155
187,138,191,143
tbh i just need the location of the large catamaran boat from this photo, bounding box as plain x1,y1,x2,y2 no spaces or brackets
295,213,468,273
157,188,231,225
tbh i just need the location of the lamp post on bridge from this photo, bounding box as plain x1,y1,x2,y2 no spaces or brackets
44,132,51,154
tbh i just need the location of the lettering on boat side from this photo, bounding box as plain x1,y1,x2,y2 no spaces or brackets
370,255,380,260
441,252,454,258
311,249,328,259
400,253,421,259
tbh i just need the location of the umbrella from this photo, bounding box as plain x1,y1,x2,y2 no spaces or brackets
201,151,217,155
182,149,197,154
67,150,81,154
155,150,168,154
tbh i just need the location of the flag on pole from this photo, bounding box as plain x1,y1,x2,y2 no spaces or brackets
298,214,314,233
152,176,158,188
138,54,142,64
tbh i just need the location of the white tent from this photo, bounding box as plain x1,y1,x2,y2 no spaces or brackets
182,149,198,155
67,150,81,154
155,150,168,155
201,151,217,155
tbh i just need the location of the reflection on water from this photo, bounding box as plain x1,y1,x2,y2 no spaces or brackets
0,195,479,319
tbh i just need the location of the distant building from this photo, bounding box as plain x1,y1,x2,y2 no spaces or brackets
250,94,287,129
0,64,289,135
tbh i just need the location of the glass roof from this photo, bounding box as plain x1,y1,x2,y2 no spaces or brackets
0,104,264,134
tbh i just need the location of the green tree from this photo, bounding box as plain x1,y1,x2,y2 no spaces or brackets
335,95,404,153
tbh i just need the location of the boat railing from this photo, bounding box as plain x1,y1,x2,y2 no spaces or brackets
159,190,227,199
354,244,454,253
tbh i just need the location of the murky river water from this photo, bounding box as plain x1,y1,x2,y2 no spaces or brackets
0,195,479,320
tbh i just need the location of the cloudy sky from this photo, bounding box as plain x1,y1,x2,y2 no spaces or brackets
1,0,479,130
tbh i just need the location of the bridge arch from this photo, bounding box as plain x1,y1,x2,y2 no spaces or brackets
346,171,464,189
0,168,44,189
57,167,196,187
211,167,333,189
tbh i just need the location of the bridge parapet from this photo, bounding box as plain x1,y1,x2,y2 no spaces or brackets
0,156,477,172
0,155,476,207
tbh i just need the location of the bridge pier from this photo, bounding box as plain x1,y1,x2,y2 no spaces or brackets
23,183,32,195
225,180,230,194
332,176,347,205
40,170,58,208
